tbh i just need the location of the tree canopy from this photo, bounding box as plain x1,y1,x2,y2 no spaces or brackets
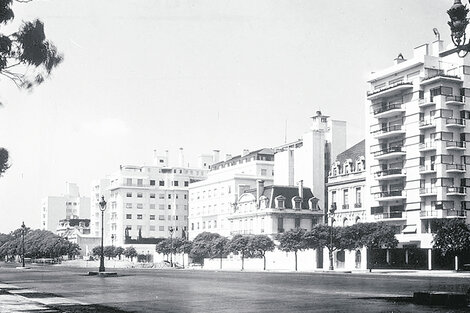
189,232,222,264
433,219,470,256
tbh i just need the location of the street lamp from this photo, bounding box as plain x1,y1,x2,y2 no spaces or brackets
21,222,26,267
98,196,107,272
169,226,174,267
328,205,336,271
448,0,470,56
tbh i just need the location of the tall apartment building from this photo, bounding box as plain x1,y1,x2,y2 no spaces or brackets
327,140,366,227
274,111,347,213
188,148,275,239
90,150,208,247
365,39,470,260
41,182,90,232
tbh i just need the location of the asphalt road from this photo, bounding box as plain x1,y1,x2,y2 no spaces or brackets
0,265,469,313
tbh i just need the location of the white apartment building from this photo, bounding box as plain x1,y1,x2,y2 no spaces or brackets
327,140,367,227
365,39,470,260
274,111,347,213
188,149,275,239
91,150,208,247
41,182,90,232
229,180,323,236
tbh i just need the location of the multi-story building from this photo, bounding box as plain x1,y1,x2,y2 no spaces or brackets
91,150,208,247
365,38,470,267
327,140,366,227
56,218,99,257
41,182,90,232
229,180,323,236
274,111,346,214
188,148,275,239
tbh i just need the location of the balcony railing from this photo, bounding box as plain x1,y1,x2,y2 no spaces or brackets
419,119,435,128
374,168,404,177
373,102,403,115
419,142,436,150
367,82,413,97
446,141,466,149
420,187,437,195
445,95,465,103
342,204,349,210
374,211,404,219
446,118,466,126
445,210,467,217
373,146,404,157
419,164,435,173
371,124,404,135
446,163,466,171
354,203,362,208
446,186,467,195
373,190,404,198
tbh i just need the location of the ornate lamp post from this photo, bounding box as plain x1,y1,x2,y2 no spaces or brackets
448,0,470,56
98,196,107,272
169,226,174,267
21,222,26,267
328,205,336,271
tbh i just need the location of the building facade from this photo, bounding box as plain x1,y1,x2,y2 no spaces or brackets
41,182,90,232
274,111,347,214
327,140,367,227
91,150,208,247
365,39,470,259
188,149,275,239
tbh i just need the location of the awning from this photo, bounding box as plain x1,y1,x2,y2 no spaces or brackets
402,225,417,234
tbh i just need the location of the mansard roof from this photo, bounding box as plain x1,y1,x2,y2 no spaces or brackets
243,185,315,209
336,139,365,164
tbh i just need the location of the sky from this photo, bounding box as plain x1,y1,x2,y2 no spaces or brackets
0,0,453,233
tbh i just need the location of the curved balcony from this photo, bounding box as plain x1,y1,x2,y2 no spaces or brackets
374,146,406,160
374,168,406,181
446,118,466,128
420,74,462,86
373,211,406,220
418,99,436,108
446,141,466,151
372,102,406,119
372,125,406,139
373,190,406,202
446,186,467,196
419,187,437,197
420,210,467,219
419,165,436,175
367,82,413,100
445,95,465,106
446,163,466,173
419,143,436,152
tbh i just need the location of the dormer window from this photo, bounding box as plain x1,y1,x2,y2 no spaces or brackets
309,197,319,211
292,196,302,210
259,195,269,209
275,195,286,209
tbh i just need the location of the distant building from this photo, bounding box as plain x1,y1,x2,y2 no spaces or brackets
41,182,90,233
327,140,366,226
228,180,323,236
274,111,347,214
90,149,209,247
188,148,275,239
56,218,99,257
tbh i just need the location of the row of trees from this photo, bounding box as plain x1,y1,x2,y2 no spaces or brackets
91,246,138,261
0,228,80,261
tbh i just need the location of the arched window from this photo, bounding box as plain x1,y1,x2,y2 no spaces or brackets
343,218,348,227
355,216,361,224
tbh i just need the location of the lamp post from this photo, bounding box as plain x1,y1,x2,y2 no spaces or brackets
21,222,26,267
98,196,107,272
169,226,174,267
448,0,470,56
328,205,336,271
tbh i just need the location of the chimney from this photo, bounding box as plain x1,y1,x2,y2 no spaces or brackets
394,53,406,65
431,40,444,57
298,180,304,200
213,150,220,163
256,180,265,204
178,147,184,167
225,154,232,161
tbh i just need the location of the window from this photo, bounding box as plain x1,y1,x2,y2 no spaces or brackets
137,203,143,209
137,179,143,186
356,188,362,206
150,204,156,210
150,193,155,198
126,214,132,219
137,193,143,198
278,218,284,233
126,192,132,198
184,181,189,187
176,194,179,199
295,218,301,228
159,215,165,220
203,221,206,229
150,215,155,220
137,214,142,219
174,181,179,186
184,194,187,200
175,216,179,221
168,194,171,199
261,169,267,176
150,226,156,231
126,178,132,186
214,220,217,228
159,194,165,199
159,204,164,210
150,180,155,186
126,203,132,209
159,226,164,231
191,223,194,230
343,189,349,205
159,180,164,186
126,225,132,230
168,205,171,210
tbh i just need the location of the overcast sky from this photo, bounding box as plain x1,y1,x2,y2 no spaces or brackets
0,0,452,233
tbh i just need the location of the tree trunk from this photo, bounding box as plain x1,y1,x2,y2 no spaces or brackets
329,249,334,270
241,254,244,271
220,256,223,269
182,253,185,269
295,251,298,271
263,255,266,271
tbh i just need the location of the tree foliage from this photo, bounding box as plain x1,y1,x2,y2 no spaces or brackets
277,228,308,271
433,219,470,256
0,0,63,90
155,239,171,257
123,246,137,261
189,232,221,264
103,245,116,260
249,234,275,270
0,148,9,177
115,246,125,260
226,234,252,270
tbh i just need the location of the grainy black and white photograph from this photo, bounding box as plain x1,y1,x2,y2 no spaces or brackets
1,0,470,312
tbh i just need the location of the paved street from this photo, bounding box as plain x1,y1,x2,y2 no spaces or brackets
0,265,469,312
